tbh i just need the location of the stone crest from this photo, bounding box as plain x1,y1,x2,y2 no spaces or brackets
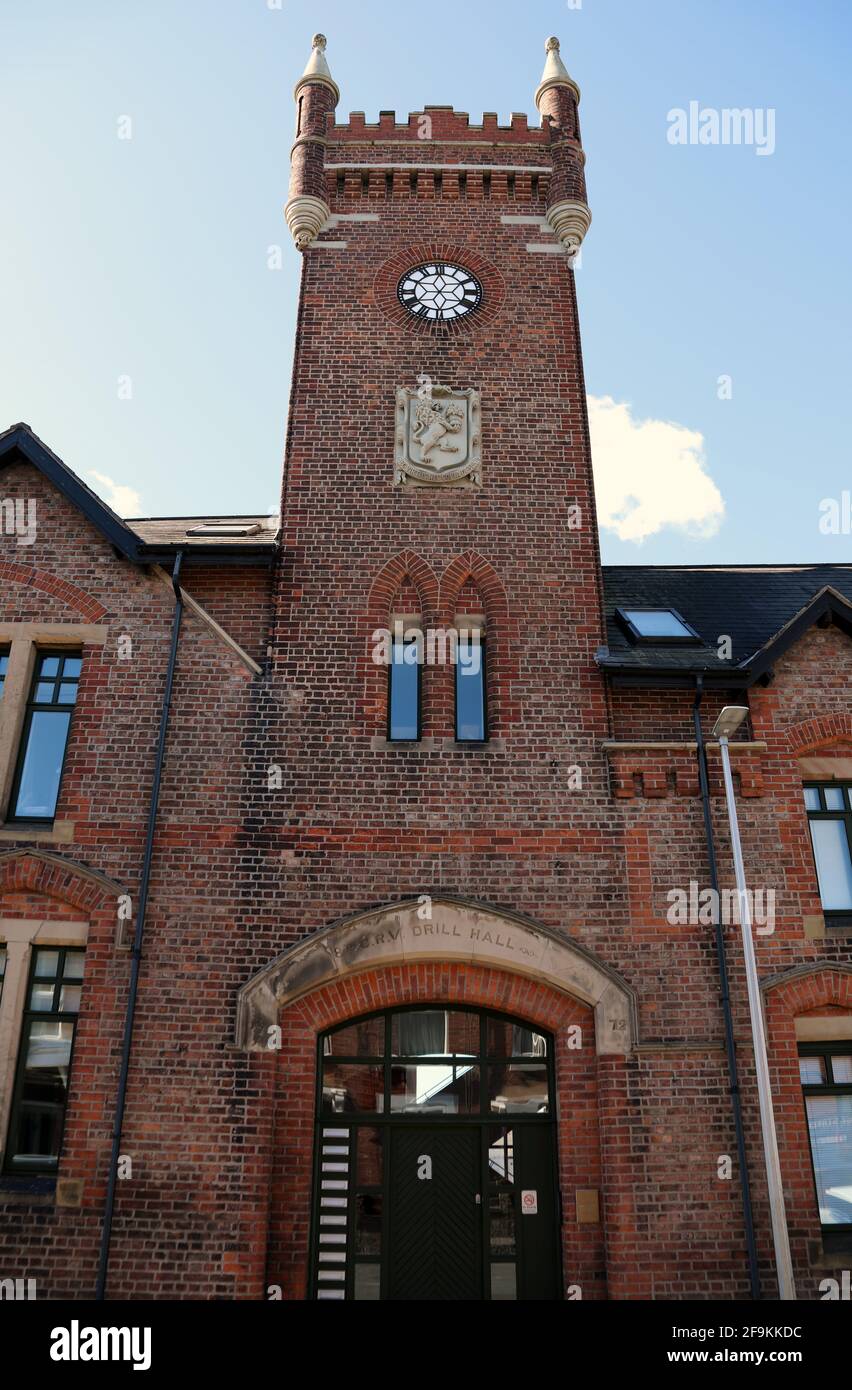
394,383,481,486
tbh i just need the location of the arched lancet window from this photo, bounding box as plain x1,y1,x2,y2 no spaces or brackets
311,1005,560,1302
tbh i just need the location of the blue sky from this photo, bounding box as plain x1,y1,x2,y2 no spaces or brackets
1,1,849,564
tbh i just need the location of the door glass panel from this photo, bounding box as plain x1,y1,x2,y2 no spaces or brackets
489,1191,516,1257
390,1063,479,1114
805,1095,852,1225
353,1263,381,1300
490,1263,517,1300
488,1064,549,1114
321,1062,384,1114
487,1125,515,1183
356,1127,383,1186
809,819,852,909
324,1017,385,1057
486,1018,548,1057
354,1194,382,1256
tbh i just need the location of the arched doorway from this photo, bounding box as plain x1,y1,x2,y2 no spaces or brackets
312,1004,560,1301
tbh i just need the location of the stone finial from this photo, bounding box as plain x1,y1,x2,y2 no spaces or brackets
294,32,340,102
535,34,580,108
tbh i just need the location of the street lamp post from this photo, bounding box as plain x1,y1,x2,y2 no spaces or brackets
712,706,797,1300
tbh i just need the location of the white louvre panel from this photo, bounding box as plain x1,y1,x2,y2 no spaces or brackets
316,1128,351,1298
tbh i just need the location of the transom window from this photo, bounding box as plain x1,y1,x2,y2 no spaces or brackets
803,783,852,926
4,946,85,1173
8,651,81,823
320,1007,550,1118
799,1043,852,1228
397,262,483,322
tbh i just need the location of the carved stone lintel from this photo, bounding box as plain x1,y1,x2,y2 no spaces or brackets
284,194,330,252
545,199,592,258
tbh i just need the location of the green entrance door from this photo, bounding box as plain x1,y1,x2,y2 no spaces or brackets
387,1127,481,1300
311,1006,563,1301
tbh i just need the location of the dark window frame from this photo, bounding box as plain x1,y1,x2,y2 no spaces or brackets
454,632,488,743
614,606,701,646
386,633,422,743
7,649,81,825
803,782,852,930
798,1041,852,1233
3,945,85,1175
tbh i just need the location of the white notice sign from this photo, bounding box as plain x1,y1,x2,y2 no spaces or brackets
521,1189,538,1215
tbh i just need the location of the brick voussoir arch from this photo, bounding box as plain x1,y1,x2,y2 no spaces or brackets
373,243,506,338
438,550,509,623
0,561,108,622
787,714,852,755
366,548,439,622
361,550,439,733
0,848,126,914
235,895,638,1054
761,959,852,1010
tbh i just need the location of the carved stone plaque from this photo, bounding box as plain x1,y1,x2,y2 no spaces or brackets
394,384,481,486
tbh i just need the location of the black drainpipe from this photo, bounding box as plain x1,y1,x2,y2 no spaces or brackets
95,549,185,1300
693,674,761,1300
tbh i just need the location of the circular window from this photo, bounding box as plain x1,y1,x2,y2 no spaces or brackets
397,262,483,323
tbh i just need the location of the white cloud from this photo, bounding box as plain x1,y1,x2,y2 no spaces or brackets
587,394,724,543
88,470,142,518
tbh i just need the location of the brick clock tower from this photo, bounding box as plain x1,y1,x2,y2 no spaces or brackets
253,35,632,1302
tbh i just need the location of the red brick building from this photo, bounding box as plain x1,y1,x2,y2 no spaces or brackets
0,35,850,1302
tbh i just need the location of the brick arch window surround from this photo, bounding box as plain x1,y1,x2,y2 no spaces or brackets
265,961,602,1300
762,963,852,1273
360,550,438,738
0,850,126,1182
439,551,517,737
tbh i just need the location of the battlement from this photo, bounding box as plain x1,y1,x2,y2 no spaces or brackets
327,106,550,145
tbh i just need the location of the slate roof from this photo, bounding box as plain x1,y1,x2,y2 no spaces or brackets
126,516,278,551
0,423,276,564
601,565,852,686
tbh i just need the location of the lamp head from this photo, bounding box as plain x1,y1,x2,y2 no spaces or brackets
712,705,749,740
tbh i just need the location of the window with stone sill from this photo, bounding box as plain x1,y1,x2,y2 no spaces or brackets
3,946,85,1174
6,651,82,825
803,783,852,928
387,631,421,742
799,1043,852,1230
